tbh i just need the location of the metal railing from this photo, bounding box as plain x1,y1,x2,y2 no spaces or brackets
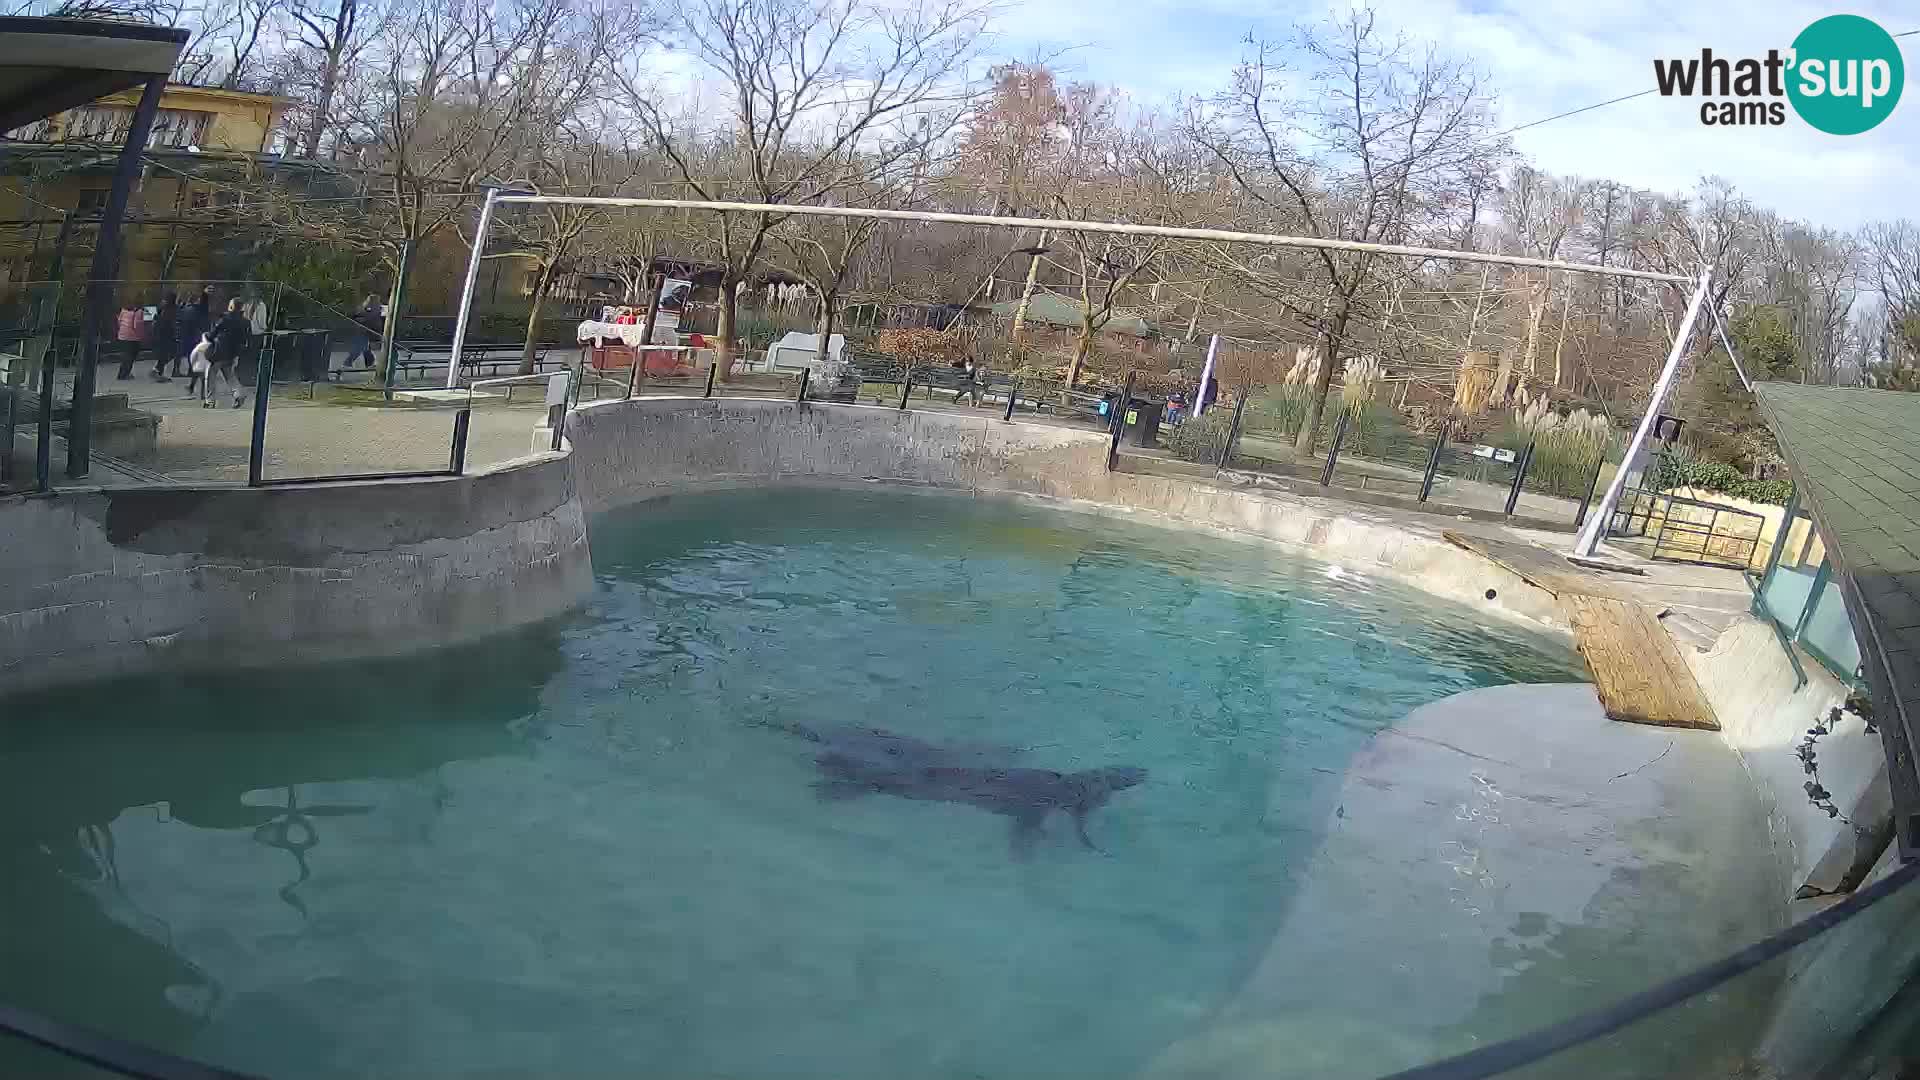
1609,488,1765,569
6,849,1917,1080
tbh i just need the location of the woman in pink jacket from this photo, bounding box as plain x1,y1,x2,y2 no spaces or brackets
113,302,149,381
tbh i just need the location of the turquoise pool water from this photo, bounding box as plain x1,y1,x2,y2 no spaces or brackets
0,488,1587,1078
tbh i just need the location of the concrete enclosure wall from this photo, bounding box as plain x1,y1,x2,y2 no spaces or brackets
0,451,591,698
562,397,1566,630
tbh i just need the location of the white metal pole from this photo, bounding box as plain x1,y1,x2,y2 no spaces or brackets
1195,333,1219,416
1706,299,1753,392
490,195,1693,285
1573,267,1713,557
445,187,500,390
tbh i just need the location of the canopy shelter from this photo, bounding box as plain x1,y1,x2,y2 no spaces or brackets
1757,384,1920,860
0,16,188,485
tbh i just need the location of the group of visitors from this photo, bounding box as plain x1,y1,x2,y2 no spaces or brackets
113,286,260,408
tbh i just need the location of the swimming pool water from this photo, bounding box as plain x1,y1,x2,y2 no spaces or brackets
0,487,1589,1078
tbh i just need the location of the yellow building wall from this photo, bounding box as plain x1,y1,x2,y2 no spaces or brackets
85,85,280,153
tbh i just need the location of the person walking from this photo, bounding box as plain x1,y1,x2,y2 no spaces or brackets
177,288,211,390
188,331,215,406
113,301,148,381
205,298,252,408
147,295,178,382
352,295,382,368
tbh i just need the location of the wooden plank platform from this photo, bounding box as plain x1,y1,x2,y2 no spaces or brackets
1561,594,1719,729
1444,530,1719,731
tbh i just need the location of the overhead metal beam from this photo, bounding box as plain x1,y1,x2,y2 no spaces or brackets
488,196,1696,285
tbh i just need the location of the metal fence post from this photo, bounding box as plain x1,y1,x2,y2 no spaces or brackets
1418,421,1449,502
449,407,471,475
1792,557,1834,640
0,386,15,489
1216,387,1251,469
703,361,718,398
1319,408,1351,486
625,273,666,400
897,369,913,410
247,346,275,486
1572,453,1608,528
1504,438,1537,516
1106,370,1137,471
1002,377,1019,422
795,368,810,403
1758,486,1800,582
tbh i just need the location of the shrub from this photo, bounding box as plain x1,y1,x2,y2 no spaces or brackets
1652,452,1792,505
1493,397,1620,499
1165,410,1235,464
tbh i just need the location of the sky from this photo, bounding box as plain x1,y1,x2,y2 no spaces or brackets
992,0,1920,231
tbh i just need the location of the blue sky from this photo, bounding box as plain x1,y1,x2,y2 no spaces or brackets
994,0,1920,230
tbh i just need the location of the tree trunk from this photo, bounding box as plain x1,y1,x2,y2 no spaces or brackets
518,262,552,376
1009,237,1045,343
374,239,415,384
1065,316,1094,388
1522,276,1547,376
714,275,737,382
303,43,343,159
813,294,835,366
1292,294,1351,458
1552,285,1573,389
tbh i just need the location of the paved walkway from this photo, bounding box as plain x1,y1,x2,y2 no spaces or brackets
105,381,546,483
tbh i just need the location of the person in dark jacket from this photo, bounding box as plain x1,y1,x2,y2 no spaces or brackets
352,295,382,368
147,295,178,382
207,298,253,408
176,288,212,388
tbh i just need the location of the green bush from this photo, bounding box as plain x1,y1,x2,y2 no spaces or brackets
1246,385,1312,438
1491,409,1620,500
1340,401,1419,467
1651,453,1792,505
1165,411,1235,464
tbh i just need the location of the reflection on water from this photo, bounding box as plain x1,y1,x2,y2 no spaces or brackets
0,489,1594,1079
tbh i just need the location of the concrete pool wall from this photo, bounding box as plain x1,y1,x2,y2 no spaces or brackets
0,392,1908,1073
560,396,1566,629
0,450,590,698
560,395,1907,1075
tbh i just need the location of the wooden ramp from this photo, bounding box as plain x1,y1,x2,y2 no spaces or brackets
1445,531,1719,730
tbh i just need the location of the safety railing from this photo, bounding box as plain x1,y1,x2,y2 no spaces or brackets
1608,488,1767,570
1153,380,1616,528
6,851,1918,1079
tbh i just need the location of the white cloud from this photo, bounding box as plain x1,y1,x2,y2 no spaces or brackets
991,0,1920,228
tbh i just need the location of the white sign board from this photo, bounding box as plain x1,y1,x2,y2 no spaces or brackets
1471,445,1518,463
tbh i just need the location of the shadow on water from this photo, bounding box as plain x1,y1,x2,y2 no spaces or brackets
0,624,571,1075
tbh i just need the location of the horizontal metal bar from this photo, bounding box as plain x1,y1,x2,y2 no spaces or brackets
491,196,1693,284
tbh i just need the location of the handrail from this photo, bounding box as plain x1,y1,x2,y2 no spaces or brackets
1379,857,1920,1080
6,851,1916,1080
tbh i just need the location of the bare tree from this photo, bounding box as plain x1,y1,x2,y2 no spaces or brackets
281,0,391,158
615,0,989,378
1194,8,1497,455
1863,220,1920,361
488,121,655,372
266,0,617,379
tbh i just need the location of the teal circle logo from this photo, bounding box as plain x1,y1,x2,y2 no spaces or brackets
1787,15,1904,135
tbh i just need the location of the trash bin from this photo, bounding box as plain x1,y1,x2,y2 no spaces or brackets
299,329,331,381
1127,399,1164,447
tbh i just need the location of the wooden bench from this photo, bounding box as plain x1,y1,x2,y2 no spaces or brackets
388,343,573,384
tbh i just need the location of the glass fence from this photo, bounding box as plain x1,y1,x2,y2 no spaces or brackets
1752,492,1862,683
